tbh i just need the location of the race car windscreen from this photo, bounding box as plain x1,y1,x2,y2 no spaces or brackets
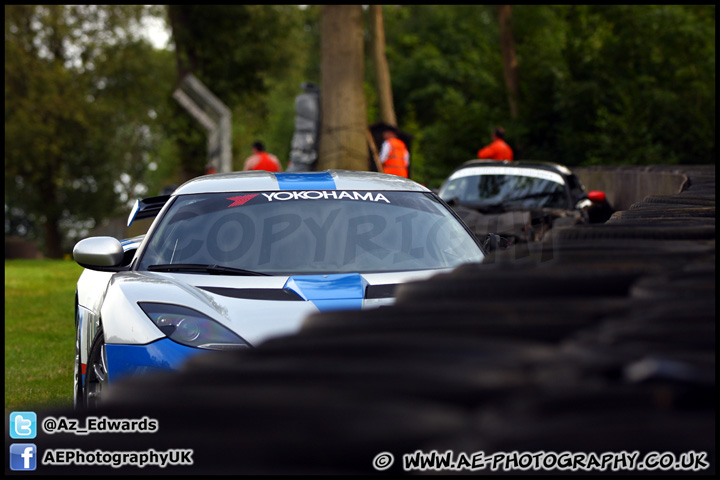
439,166,570,209
136,191,484,275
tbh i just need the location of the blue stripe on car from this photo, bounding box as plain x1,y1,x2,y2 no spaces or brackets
284,274,367,312
275,172,336,190
105,339,207,383
120,242,140,252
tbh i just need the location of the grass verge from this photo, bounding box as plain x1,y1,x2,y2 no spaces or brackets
5,259,84,413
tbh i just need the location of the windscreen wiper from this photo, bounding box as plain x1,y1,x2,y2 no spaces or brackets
147,264,270,276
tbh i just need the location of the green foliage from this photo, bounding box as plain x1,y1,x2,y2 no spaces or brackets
584,5,714,165
170,6,299,106
384,5,509,185
238,5,320,168
5,5,176,254
518,5,715,167
381,5,714,185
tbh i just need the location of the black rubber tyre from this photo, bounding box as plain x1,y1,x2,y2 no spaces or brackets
84,327,108,409
255,331,558,368
641,194,715,207
301,297,634,344
624,205,715,217
606,215,715,226
171,352,537,409
548,224,716,241
395,266,647,302
630,268,716,300
73,313,83,409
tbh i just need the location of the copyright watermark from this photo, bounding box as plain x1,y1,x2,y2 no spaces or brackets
373,450,710,472
372,452,394,471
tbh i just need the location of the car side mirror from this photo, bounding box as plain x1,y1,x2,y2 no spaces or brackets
73,237,125,270
576,191,608,211
587,190,606,203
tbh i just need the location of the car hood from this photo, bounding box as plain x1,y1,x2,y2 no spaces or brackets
101,269,444,347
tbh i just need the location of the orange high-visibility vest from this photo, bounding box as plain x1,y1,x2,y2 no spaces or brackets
382,138,409,178
251,152,282,172
477,139,513,161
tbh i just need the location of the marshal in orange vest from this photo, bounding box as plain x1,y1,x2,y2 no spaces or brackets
243,142,283,172
380,132,409,178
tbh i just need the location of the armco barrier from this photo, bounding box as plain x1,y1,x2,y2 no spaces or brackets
574,165,692,211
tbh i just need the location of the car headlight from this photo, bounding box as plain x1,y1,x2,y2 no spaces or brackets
138,302,249,350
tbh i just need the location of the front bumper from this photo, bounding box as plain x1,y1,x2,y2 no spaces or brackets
104,339,208,383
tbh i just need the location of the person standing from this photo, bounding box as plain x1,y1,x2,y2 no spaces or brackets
379,126,409,178
243,141,283,172
477,127,514,161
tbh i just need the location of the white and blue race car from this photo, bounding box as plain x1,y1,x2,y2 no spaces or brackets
73,170,486,407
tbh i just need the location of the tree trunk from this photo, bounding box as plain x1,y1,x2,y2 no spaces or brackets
168,5,205,184
369,5,397,126
498,5,519,119
44,215,63,259
167,5,194,80
317,5,368,171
